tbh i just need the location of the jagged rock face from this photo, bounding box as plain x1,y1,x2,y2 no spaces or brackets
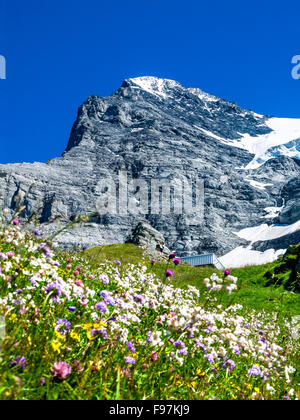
279,177,300,224
126,221,170,256
0,76,299,256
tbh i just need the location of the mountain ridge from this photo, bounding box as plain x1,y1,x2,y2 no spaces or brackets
0,76,299,265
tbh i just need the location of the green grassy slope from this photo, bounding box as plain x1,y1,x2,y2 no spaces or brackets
264,244,300,292
84,244,300,316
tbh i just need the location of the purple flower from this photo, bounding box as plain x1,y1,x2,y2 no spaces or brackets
204,325,215,333
234,347,241,356
194,339,206,350
67,306,76,313
52,361,72,381
146,332,152,344
166,269,174,278
205,354,215,364
46,282,62,303
39,243,53,257
55,318,71,335
30,278,38,287
34,229,42,237
99,290,115,306
126,341,136,354
90,328,109,340
134,294,146,305
125,356,136,365
248,365,265,378
12,299,25,314
16,289,24,294
187,328,194,338
222,359,236,371
174,340,186,349
115,260,122,266
95,301,108,313
9,356,27,370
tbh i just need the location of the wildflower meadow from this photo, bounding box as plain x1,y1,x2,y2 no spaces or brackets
0,214,298,400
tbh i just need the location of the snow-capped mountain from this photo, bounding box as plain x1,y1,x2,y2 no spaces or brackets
0,76,299,267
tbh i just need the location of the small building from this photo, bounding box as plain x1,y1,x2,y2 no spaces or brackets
181,253,225,270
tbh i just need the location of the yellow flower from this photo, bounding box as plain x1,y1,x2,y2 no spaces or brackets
196,369,205,377
93,321,107,329
70,332,80,341
54,330,64,339
9,314,17,322
254,387,260,394
83,323,93,331
87,331,97,341
51,341,61,354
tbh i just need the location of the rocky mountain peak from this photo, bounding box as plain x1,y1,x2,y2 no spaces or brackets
0,76,300,265
122,76,184,98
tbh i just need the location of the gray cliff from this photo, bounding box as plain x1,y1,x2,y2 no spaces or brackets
0,76,299,256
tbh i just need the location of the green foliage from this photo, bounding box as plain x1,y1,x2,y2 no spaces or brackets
264,244,300,292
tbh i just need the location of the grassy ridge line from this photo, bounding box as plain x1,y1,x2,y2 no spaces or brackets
84,244,300,316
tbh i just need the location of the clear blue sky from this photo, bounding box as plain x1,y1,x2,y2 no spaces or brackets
1,0,300,164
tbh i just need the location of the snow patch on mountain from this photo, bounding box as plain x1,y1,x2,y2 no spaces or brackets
264,205,285,219
128,76,182,98
237,118,300,169
234,220,300,243
219,246,286,268
188,88,219,103
246,179,273,190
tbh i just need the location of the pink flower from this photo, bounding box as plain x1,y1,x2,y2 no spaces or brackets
166,269,174,278
66,264,72,270
74,270,80,277
173,258,181,266
12,219,20,226
89,275,94,280
74,280,83,287
6,276,11,282
224,269,231,276
52,361,72,381
6,251,15,258
151,352,158,361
